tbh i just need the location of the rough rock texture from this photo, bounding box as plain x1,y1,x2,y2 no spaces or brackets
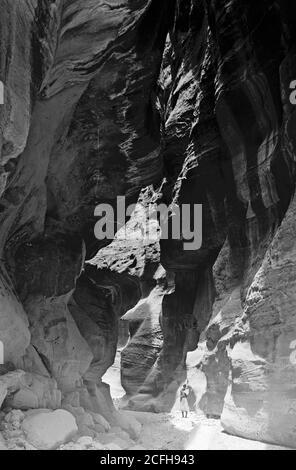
121,277,165,399
0,0,296,450
156,0,296,449
220,194,296,447
0,273,30,365
0,0,172,432
0,370,61,410
0,370,26,408
22,409,78,450
91,0,296,447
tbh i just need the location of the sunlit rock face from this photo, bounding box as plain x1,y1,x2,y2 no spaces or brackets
0,0,296,448
155,0,296,448
94,0,296,446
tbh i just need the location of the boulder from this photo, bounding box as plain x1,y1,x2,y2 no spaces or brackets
114,410,142,440
7,373,61,410
4,410,25,429
78,426,96,438
61,404,107,436
90,412,110,432
93,423,106,434
76,436,94,448
22,409,78,450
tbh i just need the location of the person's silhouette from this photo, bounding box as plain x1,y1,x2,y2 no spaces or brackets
180,383,189,418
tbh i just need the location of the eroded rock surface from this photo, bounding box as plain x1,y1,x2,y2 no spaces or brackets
21,409,78,450
0,0,171,432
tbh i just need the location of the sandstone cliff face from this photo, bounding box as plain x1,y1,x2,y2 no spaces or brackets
0,0,171,433
0,0,296,449
162,0,296,448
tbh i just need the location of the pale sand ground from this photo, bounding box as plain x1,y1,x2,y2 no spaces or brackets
124,411,291,451
102,350,126,400
103,351,291,450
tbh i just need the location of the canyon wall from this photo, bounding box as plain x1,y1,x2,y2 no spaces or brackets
0,0,296,448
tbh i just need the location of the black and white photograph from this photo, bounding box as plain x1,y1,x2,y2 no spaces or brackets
0,0,295,455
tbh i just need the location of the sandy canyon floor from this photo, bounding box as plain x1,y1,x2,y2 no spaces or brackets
121,411,290,451
101,352,290,451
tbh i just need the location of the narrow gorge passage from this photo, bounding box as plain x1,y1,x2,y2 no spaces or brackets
102,344,291,450
0,0,296,453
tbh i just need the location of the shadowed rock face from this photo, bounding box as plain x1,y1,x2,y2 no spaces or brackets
0,0,296,448
156,0,296,448
0,0,172,428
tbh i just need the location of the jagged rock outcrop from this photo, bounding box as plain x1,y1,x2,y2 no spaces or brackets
0,0,296,450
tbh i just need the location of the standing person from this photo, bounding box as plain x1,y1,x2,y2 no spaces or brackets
180,383,189,418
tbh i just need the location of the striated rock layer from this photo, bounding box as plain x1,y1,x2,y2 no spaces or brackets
155,0,296,448
0,0,296,449
0,0,171,435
